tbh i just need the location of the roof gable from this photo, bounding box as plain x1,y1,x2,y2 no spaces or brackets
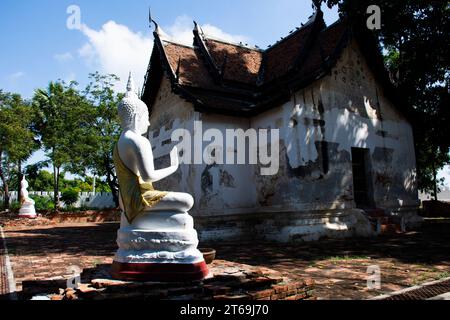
142,9,398,118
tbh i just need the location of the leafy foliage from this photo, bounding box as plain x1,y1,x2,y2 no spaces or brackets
0,90,39,209
29,194,55,211
2,72,122,210
32,80,91,208
78,72,123,205
61,187,80,206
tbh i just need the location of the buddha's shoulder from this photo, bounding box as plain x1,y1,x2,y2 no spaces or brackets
120,132,151,150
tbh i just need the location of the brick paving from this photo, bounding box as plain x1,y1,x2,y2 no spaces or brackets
21,263,314,300
1,219,449,300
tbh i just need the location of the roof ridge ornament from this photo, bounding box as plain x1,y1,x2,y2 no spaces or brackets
148,7,160,34
193,21,206,38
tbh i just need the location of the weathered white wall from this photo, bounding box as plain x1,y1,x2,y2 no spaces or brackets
148,78,258,216
250,39,418,214
147,40,420,241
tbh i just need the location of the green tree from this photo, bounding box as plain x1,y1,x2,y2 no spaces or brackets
25,168,56,192
33,81,89,208
61,187,80,207
0,90,39,210
319,0,450,197
79,72,123,206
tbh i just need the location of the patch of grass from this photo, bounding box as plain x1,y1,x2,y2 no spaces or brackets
435,271,450,280
92,258,103,267
411,271,450,285
327,255,370,261
411,274,431,285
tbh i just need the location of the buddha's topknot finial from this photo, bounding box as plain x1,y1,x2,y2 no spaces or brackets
127,72,135,93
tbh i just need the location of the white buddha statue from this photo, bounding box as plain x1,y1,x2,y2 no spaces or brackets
111,73,208,281
18,176,37,219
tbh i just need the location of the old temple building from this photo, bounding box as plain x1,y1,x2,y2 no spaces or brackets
140,9,422,242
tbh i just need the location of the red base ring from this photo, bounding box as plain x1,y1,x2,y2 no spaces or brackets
111,260,209,282
18,215,37,219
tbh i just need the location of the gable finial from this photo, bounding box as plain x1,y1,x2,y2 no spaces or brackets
193,20,205,36
149,7,160,33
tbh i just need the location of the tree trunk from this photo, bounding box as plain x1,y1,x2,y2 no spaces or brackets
0,151,10,211
103,155,119,207
106,170,119,207
53,165,61,210
432,160,438,201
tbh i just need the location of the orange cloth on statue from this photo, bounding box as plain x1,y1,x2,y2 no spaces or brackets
113,144,168,223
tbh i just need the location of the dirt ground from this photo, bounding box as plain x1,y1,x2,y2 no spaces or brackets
1,217,449,300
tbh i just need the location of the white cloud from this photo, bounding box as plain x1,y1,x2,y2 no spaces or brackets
77,16,250,92
64,72,77,83
163,15,250,46
54,52,74,62
78,21,152,92
10,71,25,80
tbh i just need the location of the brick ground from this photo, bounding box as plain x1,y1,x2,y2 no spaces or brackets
1,219,449,300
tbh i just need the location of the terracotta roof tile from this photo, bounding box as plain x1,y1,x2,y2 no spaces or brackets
143,16,368,116
299,20,347,78
204,39,263,84
263,23,315,82
162,41,214,88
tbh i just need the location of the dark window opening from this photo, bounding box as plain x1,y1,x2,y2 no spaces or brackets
351,147,375,208
320,141,329,174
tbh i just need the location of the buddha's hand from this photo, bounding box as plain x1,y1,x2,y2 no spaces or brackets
170,146,179,169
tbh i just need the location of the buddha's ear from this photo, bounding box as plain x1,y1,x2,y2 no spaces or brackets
132,114,139,130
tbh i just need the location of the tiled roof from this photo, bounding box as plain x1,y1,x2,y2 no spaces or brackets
142,9,386,117
263,22,316,82
162,41,214,88
298,20,348,79
203,39,263,84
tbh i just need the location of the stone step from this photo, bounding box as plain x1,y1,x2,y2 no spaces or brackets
362,208,404,234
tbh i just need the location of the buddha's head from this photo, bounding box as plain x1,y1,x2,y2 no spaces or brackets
118,73,150,135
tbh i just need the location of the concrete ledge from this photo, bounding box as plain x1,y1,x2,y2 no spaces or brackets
195,208,376,242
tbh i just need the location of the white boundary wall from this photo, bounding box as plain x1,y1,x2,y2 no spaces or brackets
0,191,115,209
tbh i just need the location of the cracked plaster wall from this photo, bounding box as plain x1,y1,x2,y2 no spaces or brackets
147,40,419,235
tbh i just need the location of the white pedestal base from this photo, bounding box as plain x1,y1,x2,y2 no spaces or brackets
112,211,208,281
19,204,37,219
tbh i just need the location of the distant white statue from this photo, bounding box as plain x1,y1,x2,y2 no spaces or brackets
18,176,37,219
111,73,208,281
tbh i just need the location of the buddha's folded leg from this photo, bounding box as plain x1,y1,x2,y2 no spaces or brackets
143,191,194,212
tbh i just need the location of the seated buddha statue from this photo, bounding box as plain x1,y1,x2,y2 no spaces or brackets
111,73,208,282
18,176,37,219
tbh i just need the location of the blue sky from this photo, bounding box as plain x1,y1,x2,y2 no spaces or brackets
0,0,341,176
0,0,339,99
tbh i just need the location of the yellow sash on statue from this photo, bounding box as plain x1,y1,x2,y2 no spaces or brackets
113,144,168,223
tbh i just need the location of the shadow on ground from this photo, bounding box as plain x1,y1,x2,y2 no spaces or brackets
207,222,450,268
3,221,450,264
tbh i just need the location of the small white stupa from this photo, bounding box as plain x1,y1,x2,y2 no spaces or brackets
18,176,37,219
